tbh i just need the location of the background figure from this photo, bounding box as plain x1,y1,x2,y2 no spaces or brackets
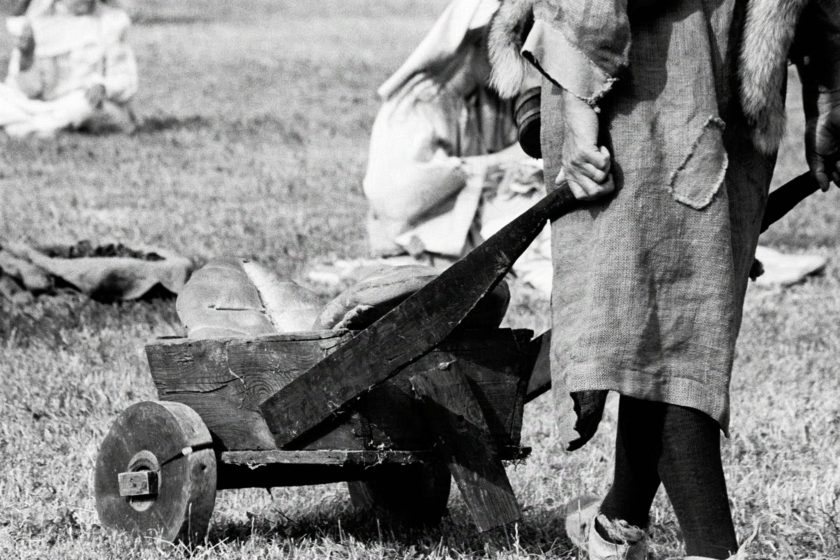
362,0,551,295
0,0,137,137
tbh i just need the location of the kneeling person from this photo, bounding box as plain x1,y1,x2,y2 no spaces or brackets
362,0,551,295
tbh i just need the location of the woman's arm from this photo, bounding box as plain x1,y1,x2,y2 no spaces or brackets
560,91,614,199
523,0,630,199
796,0,840,190
523,0,630,106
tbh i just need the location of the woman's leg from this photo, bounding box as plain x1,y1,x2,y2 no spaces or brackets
599,396,662,529
657,403,738,559
599,397,738,559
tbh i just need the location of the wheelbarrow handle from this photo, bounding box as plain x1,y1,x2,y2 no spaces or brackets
550,172,818,232
761,172,821,233
260,183,581,448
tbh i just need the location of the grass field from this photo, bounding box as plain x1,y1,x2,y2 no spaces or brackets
0,1,838,558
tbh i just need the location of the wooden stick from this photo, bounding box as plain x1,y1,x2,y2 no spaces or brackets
761,172,820,232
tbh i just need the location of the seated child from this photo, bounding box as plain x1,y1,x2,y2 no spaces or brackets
0,0,137,137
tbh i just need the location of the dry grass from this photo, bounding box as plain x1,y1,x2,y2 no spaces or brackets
0,1,838,558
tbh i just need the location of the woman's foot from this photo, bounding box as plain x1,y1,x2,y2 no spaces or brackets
564,495,647,560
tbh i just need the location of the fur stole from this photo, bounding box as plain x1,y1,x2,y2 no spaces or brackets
488,0,810,153
740,0,809,153
487,0,536,98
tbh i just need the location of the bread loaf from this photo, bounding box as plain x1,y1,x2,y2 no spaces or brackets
176,258,321,338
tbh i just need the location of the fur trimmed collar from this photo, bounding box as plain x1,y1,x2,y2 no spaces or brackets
488,0,811,153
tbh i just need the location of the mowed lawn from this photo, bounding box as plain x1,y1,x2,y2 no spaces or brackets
0,1,838,558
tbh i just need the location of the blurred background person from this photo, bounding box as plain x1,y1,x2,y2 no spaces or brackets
360,0,552,295
0,0,137,137
356,0,824,295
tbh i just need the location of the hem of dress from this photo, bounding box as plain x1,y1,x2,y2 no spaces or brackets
564,364,731,437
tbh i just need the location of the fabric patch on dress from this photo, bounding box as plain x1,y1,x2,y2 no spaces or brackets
668,116,729,210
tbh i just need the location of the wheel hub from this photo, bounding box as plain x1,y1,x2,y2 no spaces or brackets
119,449,160,512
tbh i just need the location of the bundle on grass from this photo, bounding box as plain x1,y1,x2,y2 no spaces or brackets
0,239,191,302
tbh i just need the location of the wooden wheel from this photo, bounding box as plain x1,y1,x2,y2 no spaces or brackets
94,401,217,544
347,460,450,526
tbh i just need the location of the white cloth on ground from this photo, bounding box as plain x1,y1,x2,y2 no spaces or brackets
752,246,827,288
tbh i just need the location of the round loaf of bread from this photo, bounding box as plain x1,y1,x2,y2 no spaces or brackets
176,258,322,338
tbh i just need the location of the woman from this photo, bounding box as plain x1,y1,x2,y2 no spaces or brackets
362,0,552,294
490,0,840,558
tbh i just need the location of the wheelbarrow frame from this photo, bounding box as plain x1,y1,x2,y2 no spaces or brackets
95,327,538,543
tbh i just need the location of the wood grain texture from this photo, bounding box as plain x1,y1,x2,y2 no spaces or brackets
146,331,355,451
94,401,217,544
350,329,531,451
215,463,363,489
147,329,532,454
221,449,430,466
259,186,578,447
411,369,522,533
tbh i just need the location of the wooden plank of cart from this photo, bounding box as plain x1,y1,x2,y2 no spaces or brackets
94,327,540,543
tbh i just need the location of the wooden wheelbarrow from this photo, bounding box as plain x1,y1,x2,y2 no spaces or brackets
93,173,819,544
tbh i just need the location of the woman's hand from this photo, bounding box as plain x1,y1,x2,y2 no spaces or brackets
557,91,614,200
805,89,840,191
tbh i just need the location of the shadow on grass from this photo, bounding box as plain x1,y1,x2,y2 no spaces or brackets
205,503,575,557
133,115,212,134
132,114,306,144
132,14,213,27
0,292,180,349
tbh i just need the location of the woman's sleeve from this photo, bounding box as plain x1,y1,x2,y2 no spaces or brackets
794,0,840,93
521,0,630,105
363,95,467,223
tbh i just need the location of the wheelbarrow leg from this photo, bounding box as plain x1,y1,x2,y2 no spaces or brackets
411,369,521,533
524,330,551,402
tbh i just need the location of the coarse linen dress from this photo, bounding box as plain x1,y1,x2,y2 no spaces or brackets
525,0,778,433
